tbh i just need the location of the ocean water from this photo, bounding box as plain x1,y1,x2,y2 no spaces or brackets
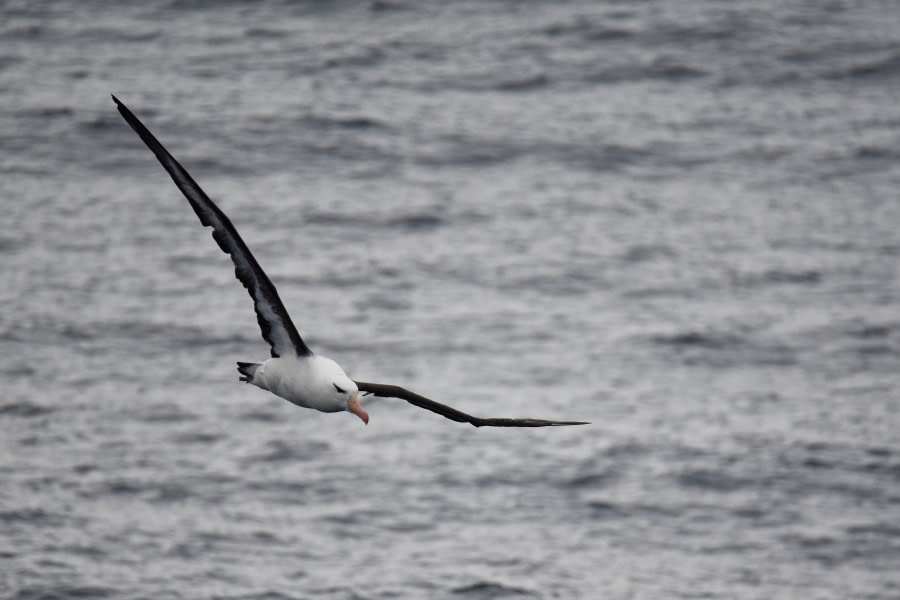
2,1,900,598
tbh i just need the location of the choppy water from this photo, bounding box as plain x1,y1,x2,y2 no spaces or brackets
2,1,900,598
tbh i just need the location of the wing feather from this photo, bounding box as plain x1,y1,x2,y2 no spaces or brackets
114,95,311,358
354,381,589,428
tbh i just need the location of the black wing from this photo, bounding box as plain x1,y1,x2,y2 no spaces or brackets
354,381,589,428
113,95,312,358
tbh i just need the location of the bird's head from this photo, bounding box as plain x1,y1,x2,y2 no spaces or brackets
333,379,368,425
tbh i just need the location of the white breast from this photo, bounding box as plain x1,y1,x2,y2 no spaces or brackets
252,355,349,413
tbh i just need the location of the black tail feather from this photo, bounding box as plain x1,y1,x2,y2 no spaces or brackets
237,361,258,383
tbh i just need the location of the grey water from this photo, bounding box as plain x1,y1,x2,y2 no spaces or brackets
2,1,900,598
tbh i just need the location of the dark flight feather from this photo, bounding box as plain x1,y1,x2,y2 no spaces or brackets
354,381,590,428
113,95,312,358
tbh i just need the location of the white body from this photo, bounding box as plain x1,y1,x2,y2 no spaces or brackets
252,355,359,413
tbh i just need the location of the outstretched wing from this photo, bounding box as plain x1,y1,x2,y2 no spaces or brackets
353,381,589,428
113,95,312,358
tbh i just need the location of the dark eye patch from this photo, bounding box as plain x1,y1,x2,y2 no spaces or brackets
333,383,346,394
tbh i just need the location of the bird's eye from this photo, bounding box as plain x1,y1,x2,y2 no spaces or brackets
333,383,346,394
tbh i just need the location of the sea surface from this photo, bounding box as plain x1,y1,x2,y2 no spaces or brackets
2,1,900,598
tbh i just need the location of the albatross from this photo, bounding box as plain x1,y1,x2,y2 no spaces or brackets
113,95,588,428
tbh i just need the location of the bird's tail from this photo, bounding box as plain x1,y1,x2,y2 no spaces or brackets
237,361,261,383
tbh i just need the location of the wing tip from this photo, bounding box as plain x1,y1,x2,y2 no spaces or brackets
474,418,592,428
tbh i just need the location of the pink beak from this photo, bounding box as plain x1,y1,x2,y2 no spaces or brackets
347,392,369,425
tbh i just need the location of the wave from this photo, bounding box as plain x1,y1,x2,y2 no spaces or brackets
826,51,900,81
0,401,55,418
242,439,331,464
730,269,823,288
647,328,800,368
452,581,535,598
677,468,752,493
541,19,634,42
0,508,65,526
585,58,708,84
0,316,257,354
9,586,118,600
651,330,740,350
213,593,305,600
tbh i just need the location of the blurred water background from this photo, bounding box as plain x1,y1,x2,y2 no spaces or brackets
2,1,900,598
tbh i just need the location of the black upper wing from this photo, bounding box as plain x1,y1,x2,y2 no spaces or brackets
354,381,589,427
114,95,312,358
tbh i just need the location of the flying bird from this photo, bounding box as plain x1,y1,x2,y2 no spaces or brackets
113,95,588,428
